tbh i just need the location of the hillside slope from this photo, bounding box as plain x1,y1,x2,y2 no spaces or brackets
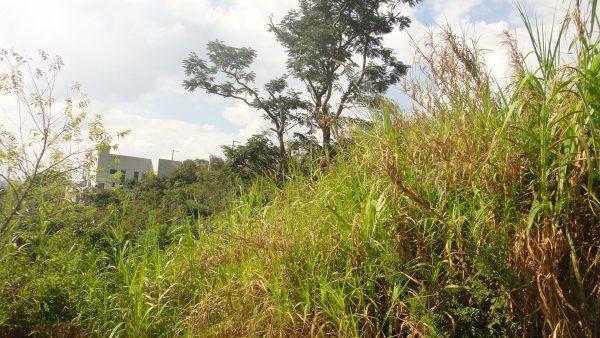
0,6,598,338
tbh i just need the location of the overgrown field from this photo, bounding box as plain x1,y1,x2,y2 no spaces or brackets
1,6,599,337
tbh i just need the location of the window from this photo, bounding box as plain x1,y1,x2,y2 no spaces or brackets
134,171,139,181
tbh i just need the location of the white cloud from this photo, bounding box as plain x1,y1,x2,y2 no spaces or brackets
386,0,575,89
221,102,270,138
430,0,484,23
0,0,296,161
222,103,259,125
102,109,240,161
145,23,186,44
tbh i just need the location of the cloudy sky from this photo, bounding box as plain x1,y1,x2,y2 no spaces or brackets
0,0,569,161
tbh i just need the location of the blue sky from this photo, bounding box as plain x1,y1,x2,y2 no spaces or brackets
0,0,569,161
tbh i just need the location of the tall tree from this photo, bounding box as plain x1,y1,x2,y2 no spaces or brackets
183,41,307,180
269,0,420,151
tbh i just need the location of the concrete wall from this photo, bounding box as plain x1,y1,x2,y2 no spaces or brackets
157,159,182,177
96,151,153,189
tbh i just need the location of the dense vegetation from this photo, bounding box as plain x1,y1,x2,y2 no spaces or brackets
0,1,598,337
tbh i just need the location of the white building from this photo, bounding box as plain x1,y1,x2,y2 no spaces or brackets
95,150,154,189
157,159,182,177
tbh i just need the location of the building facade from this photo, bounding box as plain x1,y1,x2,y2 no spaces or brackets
95,150,154,189
157,159,182,177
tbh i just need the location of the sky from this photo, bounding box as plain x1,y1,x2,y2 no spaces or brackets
0,0,571,161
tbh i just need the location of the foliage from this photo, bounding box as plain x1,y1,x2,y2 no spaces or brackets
269,0,420,148
0,50,124,237
222,133,280,182
0,1,598,336
183,41,307,179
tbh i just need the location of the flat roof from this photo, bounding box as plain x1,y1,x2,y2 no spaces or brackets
107,153,152,162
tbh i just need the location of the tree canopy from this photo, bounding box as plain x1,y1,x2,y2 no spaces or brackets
221,133,280,181
270,0,420,149
183,41,307,180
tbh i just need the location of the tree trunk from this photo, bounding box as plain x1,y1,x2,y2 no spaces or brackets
321,126,332,169
276,130,287,186
322,125,332,151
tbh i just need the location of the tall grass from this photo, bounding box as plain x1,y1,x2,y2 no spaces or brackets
168,1,598,334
